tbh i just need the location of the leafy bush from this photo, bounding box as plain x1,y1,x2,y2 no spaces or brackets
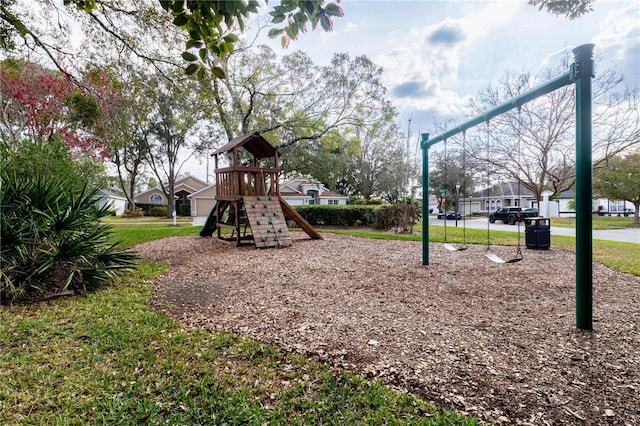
348,195,385,205
178,203,191,216
293,205,376,226
123,207,144,217
0,173,137,305
149,205,168,217
371,203,421,232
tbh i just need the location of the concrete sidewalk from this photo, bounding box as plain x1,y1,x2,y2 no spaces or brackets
429,217,640,244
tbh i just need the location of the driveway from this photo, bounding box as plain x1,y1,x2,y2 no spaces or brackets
429,217,640,244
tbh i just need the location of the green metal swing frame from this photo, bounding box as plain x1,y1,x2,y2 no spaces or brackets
421,44,595,330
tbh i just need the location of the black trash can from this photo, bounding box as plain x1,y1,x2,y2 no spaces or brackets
524,218,550,250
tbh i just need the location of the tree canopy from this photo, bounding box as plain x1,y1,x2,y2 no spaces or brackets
527,0,595,20
0,0,344,80
594,150,640,224
458,52,639,203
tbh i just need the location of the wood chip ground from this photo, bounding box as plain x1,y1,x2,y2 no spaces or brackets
140,232,640,425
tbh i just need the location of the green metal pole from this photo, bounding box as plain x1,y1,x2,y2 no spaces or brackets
421,133,430,265
573,43,595,330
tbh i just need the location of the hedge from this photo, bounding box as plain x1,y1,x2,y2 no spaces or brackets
292,205,377,226
291,204,421,230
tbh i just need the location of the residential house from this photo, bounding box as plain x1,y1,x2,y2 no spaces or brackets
592,197,636,216
280,176,348,206
463,185,635,218
533,189,635,217
135,176,208,214
188,183,216,221
94,189,127,216
464,181,536,216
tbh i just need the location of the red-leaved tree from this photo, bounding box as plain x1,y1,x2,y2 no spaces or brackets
0,59,108,158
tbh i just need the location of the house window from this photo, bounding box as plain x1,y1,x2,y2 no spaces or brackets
328,199,339,205
485,200,490,211
150,194,163,205
514,199,520,207
490,200,496,211
610,200,625,212
496,200,502,209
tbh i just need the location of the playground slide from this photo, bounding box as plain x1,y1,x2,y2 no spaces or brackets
200,200,232,237
199,201,218,237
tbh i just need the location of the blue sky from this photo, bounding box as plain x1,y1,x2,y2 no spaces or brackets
252,0,640,137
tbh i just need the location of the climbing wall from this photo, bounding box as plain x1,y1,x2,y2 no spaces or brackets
243,196,292,248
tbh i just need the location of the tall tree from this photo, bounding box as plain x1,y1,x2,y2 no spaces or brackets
593,150,640,224
200,45,401,193
428,146,476,212
0,59,108,157
93,68,156,211
202,47,391,147
1,0,343,81
528,0,594,20
145,75,203,217
465,54,640,204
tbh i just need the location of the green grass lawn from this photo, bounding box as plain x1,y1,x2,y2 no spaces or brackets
3,219,637,424
551,215,640,229
103,215,194,224
326,224,640,276
111,224,201,248
1,224,481,425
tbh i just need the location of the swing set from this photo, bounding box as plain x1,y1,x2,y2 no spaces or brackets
441,111,527,263
421,44,595,330
441,135,468,252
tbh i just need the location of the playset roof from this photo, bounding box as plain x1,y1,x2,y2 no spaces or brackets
212,132,278,159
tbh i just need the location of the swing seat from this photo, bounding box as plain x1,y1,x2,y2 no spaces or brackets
485,248,523,264
444,243,468,252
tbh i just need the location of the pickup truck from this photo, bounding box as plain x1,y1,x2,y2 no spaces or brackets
488,207,538,225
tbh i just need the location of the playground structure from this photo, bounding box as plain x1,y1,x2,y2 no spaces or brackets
422,44,595,330
199,132,322,247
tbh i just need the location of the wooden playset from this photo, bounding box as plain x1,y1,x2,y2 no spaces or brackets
199,132,322,248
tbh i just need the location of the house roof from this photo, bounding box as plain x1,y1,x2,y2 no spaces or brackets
470,181,535,198
281,176,347,198
318,191,348,199
189,184,216,198
280,191,308,198
558,189,575,199
212,132,277,159
135,176,208,198
97,189,126,200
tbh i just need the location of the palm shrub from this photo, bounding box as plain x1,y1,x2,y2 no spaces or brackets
0,173,137,305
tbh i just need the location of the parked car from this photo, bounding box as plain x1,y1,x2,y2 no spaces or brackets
488,207,538,225
437,211,462,220
521,208,539,216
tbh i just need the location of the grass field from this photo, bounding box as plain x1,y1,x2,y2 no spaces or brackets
111,224,200,248
551,215,640,229
1,248,479,425
325,224,639,276
3,218,637,424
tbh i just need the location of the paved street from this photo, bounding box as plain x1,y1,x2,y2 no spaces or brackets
429,217,640,244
